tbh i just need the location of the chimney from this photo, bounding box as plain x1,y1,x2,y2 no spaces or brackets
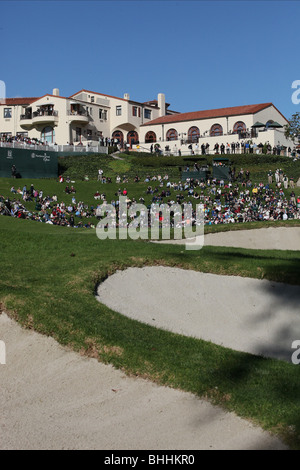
158,93,165,117
123,93,130,100
53,88,59,96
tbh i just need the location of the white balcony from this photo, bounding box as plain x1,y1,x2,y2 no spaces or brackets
67,109,89,124
19,115,34,130
32,110,59,126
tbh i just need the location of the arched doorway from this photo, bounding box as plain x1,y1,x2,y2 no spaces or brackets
112,130,124,146
127,130,139,148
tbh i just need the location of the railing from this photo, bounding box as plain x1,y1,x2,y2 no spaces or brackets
59,144,108,154
32,110,58,118
167,131,258,144
67,109,89,117
0,141,108,154
20,114,32,120
0,141,56,151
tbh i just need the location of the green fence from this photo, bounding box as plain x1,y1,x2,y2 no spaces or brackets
0,147,58,179
212,166,230,180
212,157,230,180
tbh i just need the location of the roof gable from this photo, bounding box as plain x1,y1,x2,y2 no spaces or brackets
30,94,68,104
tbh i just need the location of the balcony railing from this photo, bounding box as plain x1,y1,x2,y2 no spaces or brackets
67,109,89,117
20,114,32,120
32,110,58,118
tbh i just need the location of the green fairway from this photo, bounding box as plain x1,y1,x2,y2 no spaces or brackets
1,154,300,449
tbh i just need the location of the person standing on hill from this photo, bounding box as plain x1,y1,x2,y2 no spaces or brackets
290,190,296,205
268,170,273,184
98,168,103,181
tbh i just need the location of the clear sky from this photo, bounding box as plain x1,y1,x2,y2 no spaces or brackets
1,0,299,120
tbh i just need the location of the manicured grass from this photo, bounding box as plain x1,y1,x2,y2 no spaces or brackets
57,152,300,182
1,213,300,448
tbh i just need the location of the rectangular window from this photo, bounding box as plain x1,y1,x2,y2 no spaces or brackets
16,132,28,137
132,106,138,117
144,109,152,119
99,109,107,120
4,108,12,118
91,96,95,103
116,105,122,116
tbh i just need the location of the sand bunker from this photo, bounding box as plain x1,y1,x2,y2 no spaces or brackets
2,226,298,450
97,266,300,362
155,226,300,250
0,313,287,450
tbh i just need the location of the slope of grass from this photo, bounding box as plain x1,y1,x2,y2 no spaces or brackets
1,215,300,448
57,152,300,182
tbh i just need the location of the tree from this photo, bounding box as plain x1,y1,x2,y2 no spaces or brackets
284,112,300,142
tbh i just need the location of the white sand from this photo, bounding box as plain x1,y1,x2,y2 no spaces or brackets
155,226,300,250
0,312,287,450
2,226,298,450
97,267,300,363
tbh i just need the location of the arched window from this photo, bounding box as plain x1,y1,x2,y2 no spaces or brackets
41,126,55,143
210,124,223,137
166,128,178,141
145,131,157,143
188,126,200,143
233,121,246,134
266,120,274,128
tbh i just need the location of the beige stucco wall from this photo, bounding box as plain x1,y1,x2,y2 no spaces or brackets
0,93,294,151
0,90,165,145
255,106,288,127
0,104,30,136
137,105,294,154
139,113,256,143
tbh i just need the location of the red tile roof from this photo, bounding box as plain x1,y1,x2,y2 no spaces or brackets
0,97,38,106
141,103,287,126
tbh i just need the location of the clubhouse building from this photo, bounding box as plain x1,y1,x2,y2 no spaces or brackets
0,88,294,154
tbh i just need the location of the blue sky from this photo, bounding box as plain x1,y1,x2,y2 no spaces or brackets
1,0,299,120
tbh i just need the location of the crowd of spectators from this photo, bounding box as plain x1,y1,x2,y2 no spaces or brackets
0,134,46,146
210,142,292,156
0,182,95,228
1,167,299,230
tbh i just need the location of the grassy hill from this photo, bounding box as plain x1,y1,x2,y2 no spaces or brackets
57,152,300,182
